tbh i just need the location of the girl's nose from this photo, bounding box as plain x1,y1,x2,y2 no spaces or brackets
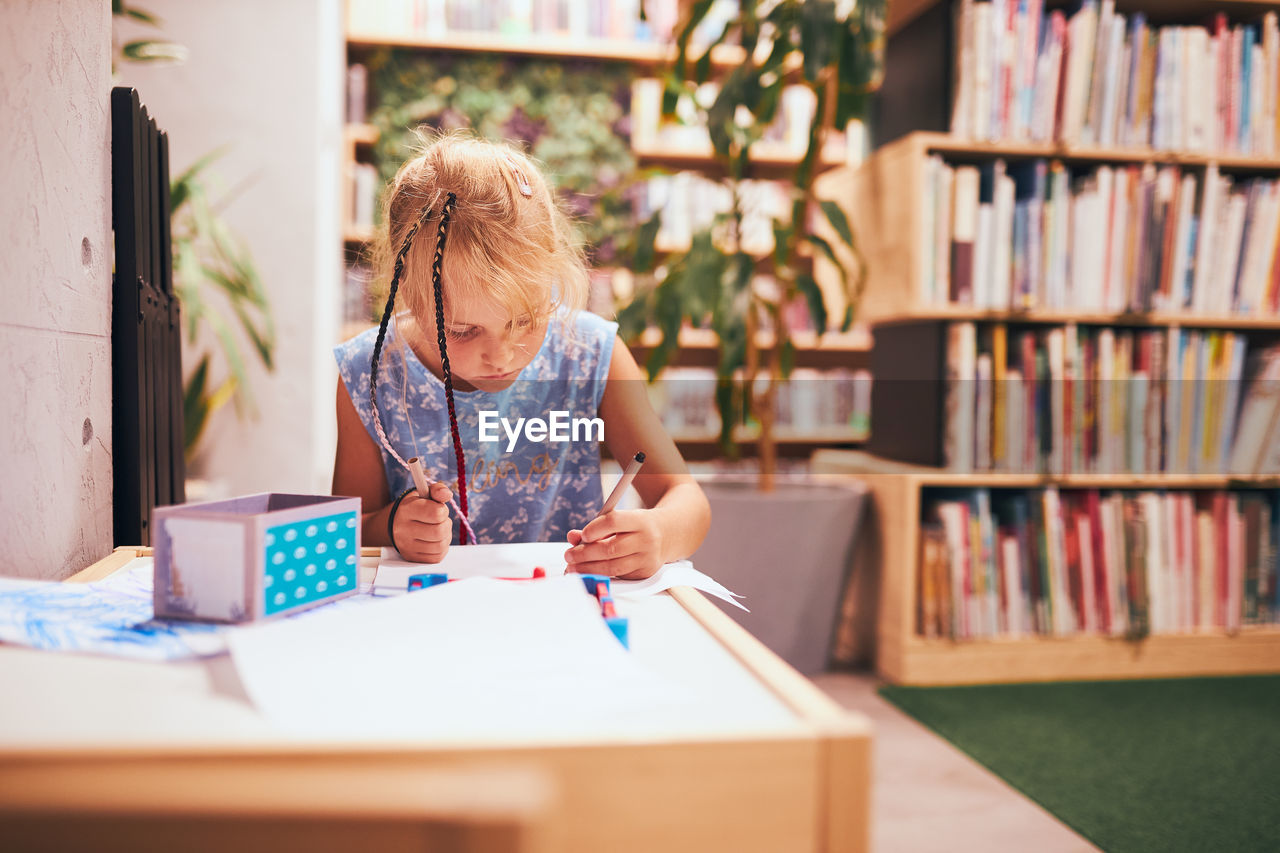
488,335,515,366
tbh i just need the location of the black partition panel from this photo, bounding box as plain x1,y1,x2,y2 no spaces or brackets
111,86,185,546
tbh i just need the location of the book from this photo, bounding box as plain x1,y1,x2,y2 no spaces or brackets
944,322,978,471
951,166,981,304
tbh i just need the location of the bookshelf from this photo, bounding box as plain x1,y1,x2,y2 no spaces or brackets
813,449,1280,685
634,142,847,180
346,28,748,68
814,0,1280,685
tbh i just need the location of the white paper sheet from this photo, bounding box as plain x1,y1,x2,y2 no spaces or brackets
612,562,748,611
377,542,569,584
377,544,745,609
227,575,694,739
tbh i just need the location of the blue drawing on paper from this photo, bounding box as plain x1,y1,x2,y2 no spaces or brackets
262,511,359,616
0,562,222,662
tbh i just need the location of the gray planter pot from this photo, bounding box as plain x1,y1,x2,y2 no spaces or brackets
691,478,868,675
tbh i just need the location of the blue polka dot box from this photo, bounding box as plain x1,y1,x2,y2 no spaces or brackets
152,494,361,623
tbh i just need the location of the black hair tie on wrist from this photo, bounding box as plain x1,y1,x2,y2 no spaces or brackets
386,486,417,555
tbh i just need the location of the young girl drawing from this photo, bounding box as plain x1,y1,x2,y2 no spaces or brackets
332,132,710,578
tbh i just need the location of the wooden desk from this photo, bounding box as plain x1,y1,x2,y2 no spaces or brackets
0,548,872,853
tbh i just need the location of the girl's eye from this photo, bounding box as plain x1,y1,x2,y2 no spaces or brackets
445,327,478,341
514,316,534,329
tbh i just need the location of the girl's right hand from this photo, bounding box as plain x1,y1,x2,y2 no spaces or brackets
392,481,454,563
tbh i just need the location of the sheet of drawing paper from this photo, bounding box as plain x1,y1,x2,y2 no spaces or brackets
378,545,745,608
0,559,224,661
378,542,570,583
226,575,696,739
611,562,748,611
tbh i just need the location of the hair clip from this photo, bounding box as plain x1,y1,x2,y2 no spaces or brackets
507,157,533,197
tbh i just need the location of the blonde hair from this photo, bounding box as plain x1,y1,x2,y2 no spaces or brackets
375,130,589,329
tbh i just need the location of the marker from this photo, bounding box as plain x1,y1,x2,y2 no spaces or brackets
406,457,433,498
406,457,478,546
597,451,645,517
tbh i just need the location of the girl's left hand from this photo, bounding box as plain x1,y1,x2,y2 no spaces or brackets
564,509,664,579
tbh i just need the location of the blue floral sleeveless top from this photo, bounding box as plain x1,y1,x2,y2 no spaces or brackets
334,311,617,544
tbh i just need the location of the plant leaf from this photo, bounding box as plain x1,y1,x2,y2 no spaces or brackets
182,355,211,455
123,7,159,25
615,284,653,343
795,272,828,335
800,1,837,83
715,377,740,457
807,231,847,280
169,148,227,213
201,303,253,415
121,40,188,62
633,211,662,273
779,336,796,379
772,219,793,268
819,199,855,248
839,303,855,333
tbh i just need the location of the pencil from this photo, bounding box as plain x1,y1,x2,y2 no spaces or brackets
598,451,645,517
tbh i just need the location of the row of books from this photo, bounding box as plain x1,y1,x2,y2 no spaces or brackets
922,157,1280,314
631,79,819,156
919,487,1280,640
949,0,1280,155
637,172,790,256
648,367,871,439
943,323,1280,476
347,0,685,45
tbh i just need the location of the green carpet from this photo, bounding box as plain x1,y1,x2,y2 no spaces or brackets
879,676,1280,853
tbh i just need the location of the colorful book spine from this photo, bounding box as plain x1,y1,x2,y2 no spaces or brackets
949,3,1280,155
919,486,1280,640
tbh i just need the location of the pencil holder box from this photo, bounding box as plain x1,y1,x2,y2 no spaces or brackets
153,493,361,623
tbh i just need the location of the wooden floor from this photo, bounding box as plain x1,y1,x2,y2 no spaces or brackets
813,672,1100,853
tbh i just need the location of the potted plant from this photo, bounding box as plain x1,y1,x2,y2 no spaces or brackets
618,0,886,673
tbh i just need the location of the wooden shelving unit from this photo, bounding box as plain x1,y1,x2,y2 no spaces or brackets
812,450,1280,685
634,138,847,180
811,450,1280,490
816,0,1280,684
819,130,1280,327
347,28,749,69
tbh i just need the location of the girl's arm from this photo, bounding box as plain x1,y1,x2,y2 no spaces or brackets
332,377,452,562
563,337,712,578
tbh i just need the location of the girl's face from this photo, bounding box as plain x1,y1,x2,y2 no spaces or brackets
430,293,550,393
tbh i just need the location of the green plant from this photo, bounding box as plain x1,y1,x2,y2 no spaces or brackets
111,1,187,73
618,0,886,488
170,153,276,456
112,3,275,460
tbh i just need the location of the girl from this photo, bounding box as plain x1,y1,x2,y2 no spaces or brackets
332,132,710,579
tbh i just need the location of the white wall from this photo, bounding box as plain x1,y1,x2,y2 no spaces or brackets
117,0,344,498
0,0,113,579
